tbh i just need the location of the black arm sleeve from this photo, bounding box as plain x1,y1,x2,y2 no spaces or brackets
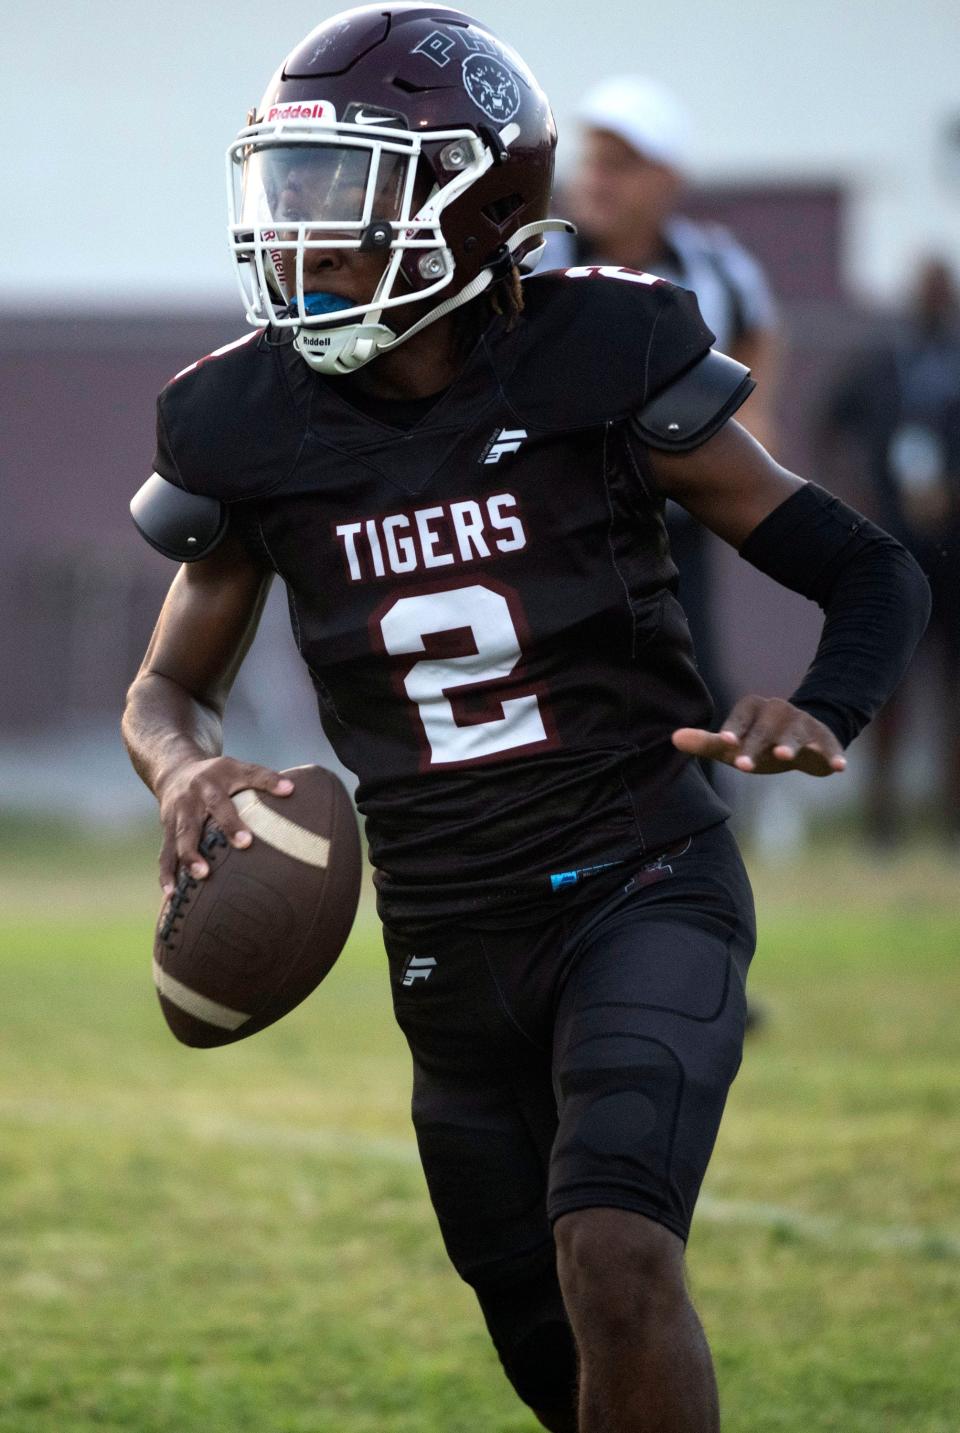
738,483,931,747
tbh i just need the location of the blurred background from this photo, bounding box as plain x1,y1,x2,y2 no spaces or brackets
1,5,958,1431
3,0,960,837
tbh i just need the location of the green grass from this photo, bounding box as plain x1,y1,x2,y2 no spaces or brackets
0,826,957,1431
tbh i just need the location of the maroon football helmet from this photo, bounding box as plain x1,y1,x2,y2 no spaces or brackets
227,3,570,372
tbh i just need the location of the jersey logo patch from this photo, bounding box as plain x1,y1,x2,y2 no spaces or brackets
401,955,437,986
482,427,527,464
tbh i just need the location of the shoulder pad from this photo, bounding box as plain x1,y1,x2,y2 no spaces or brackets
499,269,715,430
636,349,754,451
130,473,228,562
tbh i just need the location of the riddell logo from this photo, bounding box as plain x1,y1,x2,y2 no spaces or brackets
266,100,336,123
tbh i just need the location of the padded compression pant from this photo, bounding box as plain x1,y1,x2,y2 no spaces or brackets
383,822,756,1410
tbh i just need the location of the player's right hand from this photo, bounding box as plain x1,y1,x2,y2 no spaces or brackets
156,757,294,896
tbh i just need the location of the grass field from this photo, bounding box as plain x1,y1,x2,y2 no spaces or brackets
0,820,957,1431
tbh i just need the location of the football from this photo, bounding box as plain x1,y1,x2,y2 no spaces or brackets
152,764,362,1047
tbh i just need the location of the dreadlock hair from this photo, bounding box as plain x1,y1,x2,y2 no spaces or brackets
489,263,526,329
451,261,526,361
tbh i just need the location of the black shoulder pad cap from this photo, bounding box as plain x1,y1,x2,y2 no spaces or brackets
636,348,754,451
130,473,228,562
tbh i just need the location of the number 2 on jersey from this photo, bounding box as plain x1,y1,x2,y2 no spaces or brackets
379,584,548,765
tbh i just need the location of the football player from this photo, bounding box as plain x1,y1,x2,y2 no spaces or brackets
122,7,930,1431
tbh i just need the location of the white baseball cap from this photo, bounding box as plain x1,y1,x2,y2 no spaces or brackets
577,76,691,172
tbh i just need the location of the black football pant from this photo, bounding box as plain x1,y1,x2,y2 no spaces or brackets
383,823,756,1412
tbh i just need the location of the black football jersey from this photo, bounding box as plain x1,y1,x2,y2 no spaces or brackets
152,268,745,923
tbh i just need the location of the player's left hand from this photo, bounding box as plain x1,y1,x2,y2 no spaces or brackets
672,695,847,777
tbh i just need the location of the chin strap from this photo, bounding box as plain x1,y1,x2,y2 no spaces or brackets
295,219,576,373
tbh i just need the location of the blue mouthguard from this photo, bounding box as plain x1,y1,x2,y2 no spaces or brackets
288,292,355,317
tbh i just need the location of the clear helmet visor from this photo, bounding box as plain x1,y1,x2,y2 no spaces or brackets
243,142,409,227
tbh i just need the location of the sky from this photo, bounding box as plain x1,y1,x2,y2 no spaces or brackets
5,0,959,311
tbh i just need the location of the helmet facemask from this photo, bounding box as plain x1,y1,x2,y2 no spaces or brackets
227,116,501,374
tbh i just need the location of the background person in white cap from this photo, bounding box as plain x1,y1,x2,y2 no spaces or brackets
544,75,781,719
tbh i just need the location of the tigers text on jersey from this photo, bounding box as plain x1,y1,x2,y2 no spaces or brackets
152,270,744,923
